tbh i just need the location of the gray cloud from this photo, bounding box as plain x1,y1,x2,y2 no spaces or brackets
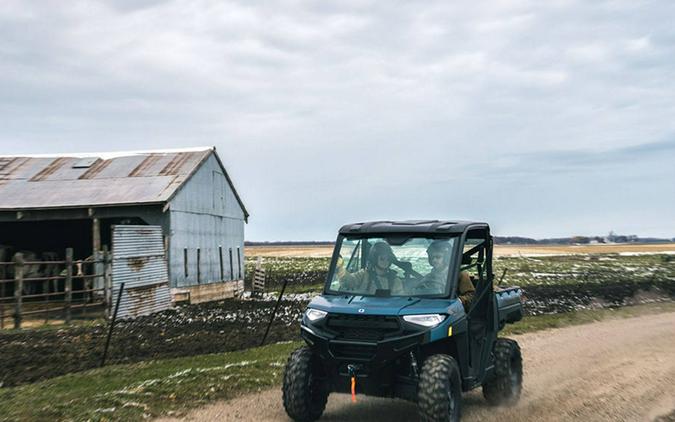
1,0,674,239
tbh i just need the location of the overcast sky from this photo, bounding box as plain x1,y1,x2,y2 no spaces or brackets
1,0,674,240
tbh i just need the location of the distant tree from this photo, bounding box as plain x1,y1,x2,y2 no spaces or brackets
570,236,590,244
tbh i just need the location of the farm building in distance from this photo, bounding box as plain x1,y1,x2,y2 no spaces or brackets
0,147,249,305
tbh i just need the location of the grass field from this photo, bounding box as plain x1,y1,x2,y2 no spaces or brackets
245,245,675,292
2,302,673,422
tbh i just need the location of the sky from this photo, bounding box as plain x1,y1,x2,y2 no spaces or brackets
1,0,674,241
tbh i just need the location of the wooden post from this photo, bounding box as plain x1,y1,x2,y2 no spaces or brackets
103,247,112,319
65,248,73,324
92,218,101,254
0,288,4,329
1,262,5,329
13,253,24,329
43,271,50,324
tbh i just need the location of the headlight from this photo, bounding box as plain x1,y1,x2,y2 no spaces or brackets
305,309,328,322
402,314,446,327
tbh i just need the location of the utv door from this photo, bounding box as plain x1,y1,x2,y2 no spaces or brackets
461,227,497,385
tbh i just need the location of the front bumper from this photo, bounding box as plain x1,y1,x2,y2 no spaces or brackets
301,323,427,366
301,323,426,399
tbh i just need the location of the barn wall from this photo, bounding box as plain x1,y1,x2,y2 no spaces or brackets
168,154,246,288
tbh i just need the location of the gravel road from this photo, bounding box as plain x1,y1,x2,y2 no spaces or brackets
158,311,675,422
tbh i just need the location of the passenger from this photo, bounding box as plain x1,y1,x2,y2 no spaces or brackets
415,240,475,309
338,242,403,295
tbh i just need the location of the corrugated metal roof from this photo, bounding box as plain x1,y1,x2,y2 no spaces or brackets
0,147,248,218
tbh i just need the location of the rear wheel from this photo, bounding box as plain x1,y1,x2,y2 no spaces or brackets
418,354,462,422
482,338,523,406
282,347,329,422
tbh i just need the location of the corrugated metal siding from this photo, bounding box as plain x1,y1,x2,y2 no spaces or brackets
169,213,244,288
168,155,245,288
168,155,245,219
112,225,172,319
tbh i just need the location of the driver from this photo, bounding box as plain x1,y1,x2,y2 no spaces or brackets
416,240,475,309
338,242,403,295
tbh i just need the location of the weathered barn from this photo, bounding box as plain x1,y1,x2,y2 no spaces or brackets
0,147,248,304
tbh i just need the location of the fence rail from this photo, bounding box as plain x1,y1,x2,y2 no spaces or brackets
0,248,113,329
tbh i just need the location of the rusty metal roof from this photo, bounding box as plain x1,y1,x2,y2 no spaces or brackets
0,147,248,218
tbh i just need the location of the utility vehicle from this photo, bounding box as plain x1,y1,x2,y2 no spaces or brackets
282,220,523,422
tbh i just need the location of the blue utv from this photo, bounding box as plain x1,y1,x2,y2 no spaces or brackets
282,221,524,422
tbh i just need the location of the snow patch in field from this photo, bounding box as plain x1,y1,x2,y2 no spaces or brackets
617,251,675,256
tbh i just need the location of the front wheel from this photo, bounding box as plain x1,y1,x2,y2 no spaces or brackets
418,354,462,422
482,338,523,406
282,347,329,422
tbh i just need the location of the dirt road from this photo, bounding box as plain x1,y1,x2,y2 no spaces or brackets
159,311,675,422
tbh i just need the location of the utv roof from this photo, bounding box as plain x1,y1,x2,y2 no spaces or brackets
339,220,489,235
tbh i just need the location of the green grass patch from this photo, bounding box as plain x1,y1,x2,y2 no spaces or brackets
1,302,673,422
0,341,302,422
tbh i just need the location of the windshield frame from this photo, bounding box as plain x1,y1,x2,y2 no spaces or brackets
323,233,461,298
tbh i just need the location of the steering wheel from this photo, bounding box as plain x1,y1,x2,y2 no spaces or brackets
412,274,449,294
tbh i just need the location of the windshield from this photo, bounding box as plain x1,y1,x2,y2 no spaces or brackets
326,235,458,297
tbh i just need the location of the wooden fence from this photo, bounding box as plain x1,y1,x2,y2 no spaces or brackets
0,248,112,329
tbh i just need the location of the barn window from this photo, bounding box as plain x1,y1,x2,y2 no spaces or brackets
196,248,201,284
229,248,234,280
237,247,242,279
183,248,188,278
219,246,224,280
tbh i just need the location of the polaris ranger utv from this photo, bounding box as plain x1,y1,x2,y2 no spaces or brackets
282,221,524,422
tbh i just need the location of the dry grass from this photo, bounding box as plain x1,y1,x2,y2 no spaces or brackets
246,245,335,257
246,243,675,258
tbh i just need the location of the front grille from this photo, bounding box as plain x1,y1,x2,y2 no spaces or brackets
326,314,402,341
329,343,377,360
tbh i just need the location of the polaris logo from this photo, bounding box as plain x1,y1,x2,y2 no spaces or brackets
358,308,365,313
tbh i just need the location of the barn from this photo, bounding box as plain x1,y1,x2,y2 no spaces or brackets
0,147,249,307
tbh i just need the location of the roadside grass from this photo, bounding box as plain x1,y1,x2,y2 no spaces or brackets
1,302,673,422
0,341,302,422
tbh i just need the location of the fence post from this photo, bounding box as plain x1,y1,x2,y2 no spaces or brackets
260,278,289,346
101,282,125,367
13,253,24,329
1,268,6,329
103,247,112,319
65,248,73,324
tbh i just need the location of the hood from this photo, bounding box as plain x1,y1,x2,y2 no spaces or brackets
308,295,460,316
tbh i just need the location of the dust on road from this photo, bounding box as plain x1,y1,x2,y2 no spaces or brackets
158,311,675,422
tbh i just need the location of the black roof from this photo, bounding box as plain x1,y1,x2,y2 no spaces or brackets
339,220,489,235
